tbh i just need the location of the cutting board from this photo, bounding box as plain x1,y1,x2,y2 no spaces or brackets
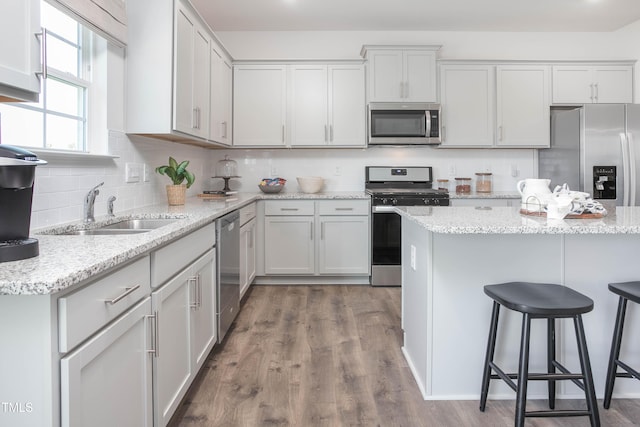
519,209,604,219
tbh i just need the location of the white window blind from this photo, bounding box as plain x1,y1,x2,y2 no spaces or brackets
46,0,126,46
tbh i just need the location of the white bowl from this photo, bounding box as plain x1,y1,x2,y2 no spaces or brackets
296,176,324,194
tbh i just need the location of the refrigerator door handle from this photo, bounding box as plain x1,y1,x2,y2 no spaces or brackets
628,132,637,206
620,133,631,206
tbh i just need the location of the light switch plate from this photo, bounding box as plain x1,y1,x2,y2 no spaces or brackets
125,163,140,183
143,164,150,182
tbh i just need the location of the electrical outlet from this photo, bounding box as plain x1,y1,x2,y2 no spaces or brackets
484,164,492,173
449,165,456,176
334,166,341,176
270,165,278,176
125,163,140,183
410,245,417,271
510,164,519,178
143,164,150,182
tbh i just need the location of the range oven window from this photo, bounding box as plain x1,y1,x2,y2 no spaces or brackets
372,211,401,265
370,110,426,138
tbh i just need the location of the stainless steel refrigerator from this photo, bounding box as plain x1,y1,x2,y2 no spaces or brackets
539,104,640,206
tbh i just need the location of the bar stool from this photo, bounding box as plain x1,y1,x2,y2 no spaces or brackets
479,282,599,427
604,281,640,409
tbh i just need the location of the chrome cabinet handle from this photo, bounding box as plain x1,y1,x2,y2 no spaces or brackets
335,207,353,211
404,82,409,99
498,126,503,141
197,273,202,309
590,84,594,102
321,222,325,240
280,208,299,211
325,125,328,142
189,276,198,309
442,125,447,142
249,229,253,248
310,222,313,240
594,83,599,103
222,121,227,138
104,284,140,305
36,28,48,80
146,311,159,358
330,125,334,142
282,125,285,143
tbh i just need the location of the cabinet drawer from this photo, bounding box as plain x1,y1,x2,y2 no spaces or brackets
318,200,370,215
152,222,215,288
58,256,151,353
240,202,257,226
264,200,314,216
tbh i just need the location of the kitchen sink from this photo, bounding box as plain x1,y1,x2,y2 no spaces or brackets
54,218,178,236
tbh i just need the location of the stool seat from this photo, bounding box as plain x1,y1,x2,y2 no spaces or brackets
608,281,640,305
484,282,594,316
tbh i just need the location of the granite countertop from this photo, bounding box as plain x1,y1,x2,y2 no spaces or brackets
448,191,521,199
397,205,640,235
0,191,370,296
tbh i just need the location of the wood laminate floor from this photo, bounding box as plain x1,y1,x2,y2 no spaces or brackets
171,285,640,426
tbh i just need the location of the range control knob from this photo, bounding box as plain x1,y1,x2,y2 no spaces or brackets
381,198,388,205
391,198,398,206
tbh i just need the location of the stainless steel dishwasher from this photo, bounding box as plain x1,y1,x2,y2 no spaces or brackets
216,210,240,342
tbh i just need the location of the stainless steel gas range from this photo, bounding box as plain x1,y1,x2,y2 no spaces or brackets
365,166,449,287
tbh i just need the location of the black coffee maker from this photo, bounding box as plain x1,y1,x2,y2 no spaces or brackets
0,145,47,262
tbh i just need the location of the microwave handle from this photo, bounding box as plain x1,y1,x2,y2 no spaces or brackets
425,110,432,138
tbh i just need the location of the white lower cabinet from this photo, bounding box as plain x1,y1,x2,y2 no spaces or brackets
60,298,153,427
152,249,216,427
264,216,315,275
240,217,256,298
318,216,369,274
262,200,370,277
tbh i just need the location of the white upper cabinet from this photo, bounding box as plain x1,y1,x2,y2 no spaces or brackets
439,65,495,147
496,65,550,147
439,63,550,148
233,65,288,147
289,64,366,147
209,45,232,146
234,62,365,148
0,0,41,102
174,5,210,139
328,65,366,146
552,65,633,104
362,46,439,103
127,0,232,147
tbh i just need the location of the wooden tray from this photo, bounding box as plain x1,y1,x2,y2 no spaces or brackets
519,209,604,219
198,193,230,200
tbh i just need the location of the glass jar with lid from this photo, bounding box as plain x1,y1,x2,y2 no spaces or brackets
436,179,450,192
455,177,472,194
475,172,493,193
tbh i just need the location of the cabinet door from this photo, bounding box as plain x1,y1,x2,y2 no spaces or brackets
552,66,593,104
318,216,370,275
190,250,216,372
367,50,404,102
496,65,550,148
152,269,193,427
264,216,315,274
0,0,41,101
233,65,287,146
60,299,153,427
210,45,232,145
240,218,257,298
439,65,495,147
329,65,366,147
174,6,209,138
404,50,437,102
593,66,633,104
290,65,328,146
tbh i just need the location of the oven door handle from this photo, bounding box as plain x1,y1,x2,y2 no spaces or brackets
372,206,398,213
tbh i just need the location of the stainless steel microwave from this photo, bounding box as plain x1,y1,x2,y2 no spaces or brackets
368,102,441,146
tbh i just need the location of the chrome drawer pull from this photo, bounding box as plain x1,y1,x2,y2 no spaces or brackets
105,284,141,305
335,207,353,211
280,208,299,211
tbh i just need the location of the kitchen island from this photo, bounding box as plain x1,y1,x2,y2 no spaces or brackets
398,205,640,402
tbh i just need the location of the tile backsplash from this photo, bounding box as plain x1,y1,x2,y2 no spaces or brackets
30,131,210,230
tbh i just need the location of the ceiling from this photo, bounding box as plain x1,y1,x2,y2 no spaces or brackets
191,0,640,32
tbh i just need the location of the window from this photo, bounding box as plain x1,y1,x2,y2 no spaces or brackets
0,2,104,152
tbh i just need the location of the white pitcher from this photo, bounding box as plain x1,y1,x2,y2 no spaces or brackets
517,178,552,212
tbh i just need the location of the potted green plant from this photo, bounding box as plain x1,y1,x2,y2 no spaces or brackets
155,157,195,205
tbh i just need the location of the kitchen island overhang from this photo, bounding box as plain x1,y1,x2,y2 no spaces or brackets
398,206,640,402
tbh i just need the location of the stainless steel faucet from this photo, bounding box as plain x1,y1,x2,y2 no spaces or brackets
107,196,116,217
84,182,104,223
